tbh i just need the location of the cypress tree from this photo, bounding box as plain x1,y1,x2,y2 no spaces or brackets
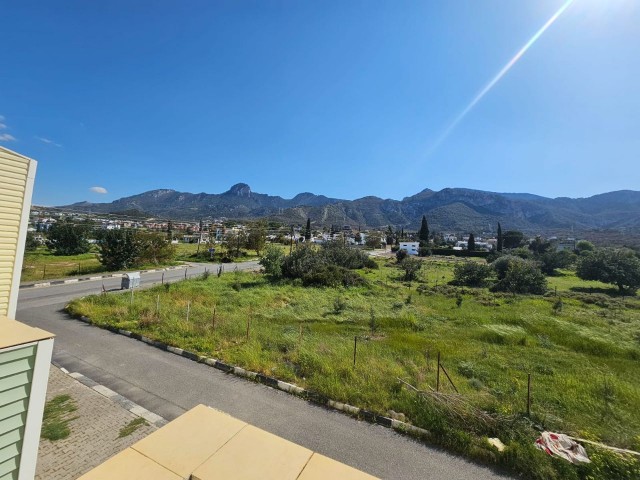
418,215,429,246
304,218,311,241
467,233,476,251
497,223,503,252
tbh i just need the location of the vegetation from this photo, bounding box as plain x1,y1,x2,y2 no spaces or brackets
22,248,104,282
97,229,176,270
491,256,547,294
118,417,148,438
576,248,640,294
418,215,429,246
67,255,640,479
41,394,78,441
497,223,503,252
46,219,91,256
452,261,492,287
502,230,525,249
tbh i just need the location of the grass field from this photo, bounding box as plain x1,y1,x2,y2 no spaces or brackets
22,248,105,282
67,256,640,479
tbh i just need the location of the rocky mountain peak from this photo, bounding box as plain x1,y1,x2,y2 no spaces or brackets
227,183,251,197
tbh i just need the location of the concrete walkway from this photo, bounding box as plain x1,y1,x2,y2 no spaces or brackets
36,366,158,480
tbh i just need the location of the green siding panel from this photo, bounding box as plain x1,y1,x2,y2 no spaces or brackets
0,442,20,466
0,371,32,394
0,347,35,366
0,400,28,423
0,429,20,451
0,345,36,480
0,358,34,379
0,456,18,477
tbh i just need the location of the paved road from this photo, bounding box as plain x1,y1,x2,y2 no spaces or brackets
18,263,510,480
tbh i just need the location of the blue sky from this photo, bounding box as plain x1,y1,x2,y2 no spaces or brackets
1,0,638,206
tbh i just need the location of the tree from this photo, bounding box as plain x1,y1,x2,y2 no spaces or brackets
138,233,175,265
575,240,595,255
503,230,525,249
399,257,422,282
418,215,429,247
576,248,640,293
304,218,311,242
46,219,91,256
491,258,547,294
528,236,552,256
365,232,382,249
497,223,503,252
246,224,267,255
467,233,475,251
386,226,394,246
259,245,285,278
166,220,173,241
97,229,141,270
223,230,247,258
452,261,492,287
538,250,575,276
25,232,39,252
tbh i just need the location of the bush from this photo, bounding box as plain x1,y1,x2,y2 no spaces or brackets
452,261,492,287
576,248,640,293
491,258,547,294
396,249,408,262
418,247,431,257
259,245,285,278
46,219,91,256
399,257,422,281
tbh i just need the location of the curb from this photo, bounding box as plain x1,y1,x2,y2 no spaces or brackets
53,361,168,428
72,314,431,440
21,265,188,289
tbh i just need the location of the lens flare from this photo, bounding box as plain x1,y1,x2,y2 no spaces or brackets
426,0,575,156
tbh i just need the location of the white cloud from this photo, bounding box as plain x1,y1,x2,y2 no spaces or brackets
0,123,6,130
36,136,62,147
0,133,16,142
89,186,108,194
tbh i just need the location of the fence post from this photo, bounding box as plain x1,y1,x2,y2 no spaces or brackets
156,295,160,317
212,306,216,330
130,287,134,306
436,351,441,392
78,263,81,275
527,373,532,417
43,264,46,280
186,301,191,322
162,272,164,284
353,336,358,367
184,268,187,280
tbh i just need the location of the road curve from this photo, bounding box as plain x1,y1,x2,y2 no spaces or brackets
18,262,511,480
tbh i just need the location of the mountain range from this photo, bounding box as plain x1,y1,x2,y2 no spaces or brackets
60,184,640,233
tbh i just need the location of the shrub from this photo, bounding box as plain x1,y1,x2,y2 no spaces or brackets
259,245,285,278
576,248,640,293
491,258,547,295
396,249,408,262
452,261,492,287
399,257,422,281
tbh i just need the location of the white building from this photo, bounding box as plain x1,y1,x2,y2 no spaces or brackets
399,241,420,255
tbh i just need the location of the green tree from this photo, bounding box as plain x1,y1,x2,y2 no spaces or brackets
399,257,422,281
166,220,173,240
97,229,141,270
304,218,311,242
365,232,382,249
497,223,503,252
576,248,640,293
452,261,492,287
503,230,525,249
386,226,394,246
528,236,552,255
46,219,91,256
259,244,285,278
491,258,547,294
25,231,40,252
246,224,267,255
418,215,429,247
223,230,247,258
138,233,175,265
467,233,475,251
538,250,576,275
575,240,595,255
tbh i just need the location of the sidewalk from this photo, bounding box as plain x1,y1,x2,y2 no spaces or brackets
36,366,161,480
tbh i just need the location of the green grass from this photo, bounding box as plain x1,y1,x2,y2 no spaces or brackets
22,248,105,282
118,417,148,438
41,394,78,441
173,242,260,263
67,257,640,479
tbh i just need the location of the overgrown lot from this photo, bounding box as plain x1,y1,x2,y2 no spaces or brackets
67,256,640,479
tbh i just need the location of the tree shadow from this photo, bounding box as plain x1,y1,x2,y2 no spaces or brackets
569,286,625,297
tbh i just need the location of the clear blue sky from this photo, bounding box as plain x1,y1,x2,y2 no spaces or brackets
1,0,638,206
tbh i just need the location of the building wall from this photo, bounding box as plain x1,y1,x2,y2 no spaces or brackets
0,147,37,319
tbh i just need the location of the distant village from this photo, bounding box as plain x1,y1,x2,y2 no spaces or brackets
29,207,578,254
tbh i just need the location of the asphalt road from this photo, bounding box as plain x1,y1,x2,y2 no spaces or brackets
18,263,511,480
